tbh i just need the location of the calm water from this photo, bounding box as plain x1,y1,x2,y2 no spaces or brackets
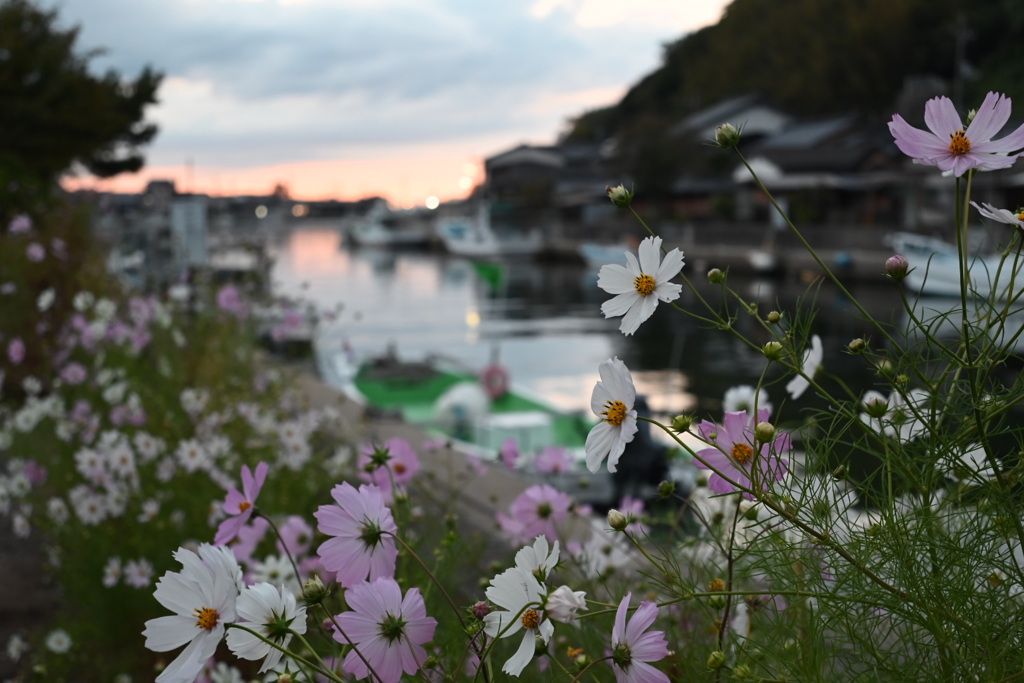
268,221,899,420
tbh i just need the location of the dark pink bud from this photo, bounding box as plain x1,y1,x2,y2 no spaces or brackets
886,254,909,280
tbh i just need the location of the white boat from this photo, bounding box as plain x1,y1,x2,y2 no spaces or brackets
436,204,542,258
886,231,1021,298
346,202,432,249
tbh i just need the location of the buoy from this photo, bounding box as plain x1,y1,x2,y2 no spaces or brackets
479,363,510,399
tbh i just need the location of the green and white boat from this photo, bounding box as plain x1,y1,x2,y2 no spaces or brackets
318,343,594,459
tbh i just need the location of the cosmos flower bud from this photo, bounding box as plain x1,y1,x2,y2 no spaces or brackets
607,509,628,531
754,421,775,443
707,267,726,284
766,310,781,324
848,337,866,353
569,647,589,670
762,341,784,361
606,184,633,208
671,414,693,432
863,396,888,419
885,254,909,280
301,575,330,605
657,480,676,498
707,650,727,670
714,122,741,148
472,601,491,619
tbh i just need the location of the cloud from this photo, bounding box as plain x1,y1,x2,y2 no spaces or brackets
50,0,728,202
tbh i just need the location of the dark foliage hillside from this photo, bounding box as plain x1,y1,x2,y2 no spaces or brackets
564,0,1024,190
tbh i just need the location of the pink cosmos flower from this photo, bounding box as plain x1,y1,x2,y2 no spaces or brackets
216,285,246,317
276,514,314,557
8,214,31,233
534,445,574,474
499,437,519,470
497,484,572,545
24,460,47,485
7,337,25,365
694,409,791,499
889,92,1024,177
231,516,270,564
334,577,437,683
611,593,669,683
50,237,67,259
59,362,87,385
357,437,421,499
315,482,398,588
215,462,269,546
26,242,44,262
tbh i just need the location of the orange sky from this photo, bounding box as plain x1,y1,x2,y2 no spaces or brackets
62,146,488,209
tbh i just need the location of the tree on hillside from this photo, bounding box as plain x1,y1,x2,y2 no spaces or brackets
0,0,162,211
563,0,1024,197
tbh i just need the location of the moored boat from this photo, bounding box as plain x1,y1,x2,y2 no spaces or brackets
316,343,638,506
435,203,542,259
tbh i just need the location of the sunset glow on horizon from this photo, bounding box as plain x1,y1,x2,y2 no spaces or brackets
62,148,489,209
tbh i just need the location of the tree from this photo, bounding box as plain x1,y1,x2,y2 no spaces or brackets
0,0,162,209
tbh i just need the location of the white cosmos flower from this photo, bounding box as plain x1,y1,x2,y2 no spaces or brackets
785,334,823,399
142,544,242,683
940,443,996,482
44,629,72,654
36,288,54,312
544,585,587,624
513,535,559,583
723,385,772,417
585,357,638,473
598,235,684,335
225,582,307,673
250,554,300,594
971,201,1024,228
483,567,554,677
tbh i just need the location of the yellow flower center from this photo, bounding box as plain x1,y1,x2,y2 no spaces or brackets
731,442,755,464
948,130,971,156
193,606,219,630
633,273,656,296
601,400,627,426
521,608,540,630
708,577,727,592
238,502,251,513
1016,211,1024,223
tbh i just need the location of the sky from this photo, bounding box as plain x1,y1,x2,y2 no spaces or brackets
55,0,731,207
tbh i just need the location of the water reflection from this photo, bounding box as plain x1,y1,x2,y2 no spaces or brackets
270,222,900,418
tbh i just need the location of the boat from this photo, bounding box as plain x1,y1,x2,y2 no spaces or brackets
316,342,621,506
886,231,1021,298
346,201,433,249
435,203,542,258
